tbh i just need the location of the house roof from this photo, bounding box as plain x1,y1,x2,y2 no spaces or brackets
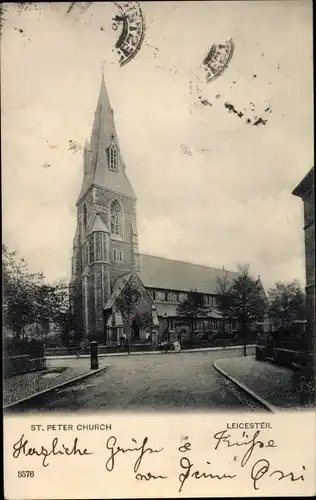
292,167,314,198
139,253,239,295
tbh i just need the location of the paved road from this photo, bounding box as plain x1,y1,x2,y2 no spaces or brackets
9,347,266,413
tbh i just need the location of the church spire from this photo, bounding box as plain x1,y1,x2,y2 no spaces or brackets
77,71,136,203
90,69,115,166
98,66,113,114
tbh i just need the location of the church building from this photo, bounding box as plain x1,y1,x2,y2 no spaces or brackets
69,74,246,345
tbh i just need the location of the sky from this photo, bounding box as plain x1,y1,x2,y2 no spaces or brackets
1,1,313,291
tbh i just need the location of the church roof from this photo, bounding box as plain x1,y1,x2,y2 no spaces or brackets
77,73,136,203
139,253,239,295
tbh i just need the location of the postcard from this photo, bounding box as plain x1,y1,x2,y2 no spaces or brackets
2,1,315,498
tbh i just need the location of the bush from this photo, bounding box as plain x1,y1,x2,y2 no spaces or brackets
4,354,47,377
4,338,44,359
4,355,30,377
299,376,315,406
181,339,193,349
256,346,265,361
273,348,300,368
255,345,274,361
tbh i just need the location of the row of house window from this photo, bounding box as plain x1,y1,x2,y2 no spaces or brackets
204,295,218,306
148,289,218,306
166,319,237,331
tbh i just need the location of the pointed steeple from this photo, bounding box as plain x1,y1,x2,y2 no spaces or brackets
77,71,136,203
89,71,115,174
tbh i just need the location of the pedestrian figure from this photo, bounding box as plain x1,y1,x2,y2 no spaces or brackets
76,339,85,358
161,328,170,354
80,339,85,354
173,337,181,353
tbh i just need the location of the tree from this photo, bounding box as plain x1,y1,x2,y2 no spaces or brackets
3,245,70,343
224,263,266,356
215,269,234,334
176,289,207,341
133,310,154,342
3,245,43,338
115,279,138,354
134,310,153,330
267,279,306,329
51,283,77,347
54,309,76,347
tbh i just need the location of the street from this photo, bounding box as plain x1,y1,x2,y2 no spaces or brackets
8,347,267,412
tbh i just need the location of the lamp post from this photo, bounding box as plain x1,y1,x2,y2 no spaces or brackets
90,341,99,369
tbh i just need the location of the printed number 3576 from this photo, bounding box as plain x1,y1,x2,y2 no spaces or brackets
18,470,35,478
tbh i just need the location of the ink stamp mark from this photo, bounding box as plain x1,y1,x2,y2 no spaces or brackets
202,39,234,83
112,1,145,67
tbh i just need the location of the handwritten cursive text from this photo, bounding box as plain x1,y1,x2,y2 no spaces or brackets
12,434,93,467
178,456,236,492
136,472,167,481
105,435,164,473
213,429,276,467
250,459,306,490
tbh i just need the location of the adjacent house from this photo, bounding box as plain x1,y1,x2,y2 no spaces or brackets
292,167,315,355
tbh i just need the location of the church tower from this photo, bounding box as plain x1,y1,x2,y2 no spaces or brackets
70,72,140,341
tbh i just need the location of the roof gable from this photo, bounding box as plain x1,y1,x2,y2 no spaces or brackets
292,167,314,198
104,270,154,310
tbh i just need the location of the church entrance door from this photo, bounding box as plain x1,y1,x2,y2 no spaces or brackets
131,319,140,341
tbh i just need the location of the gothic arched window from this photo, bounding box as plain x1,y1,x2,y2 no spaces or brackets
110,200,122,237
108,145,118,172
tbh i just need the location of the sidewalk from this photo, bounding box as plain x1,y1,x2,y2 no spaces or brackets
214,355,303,411
46,344,255,360
4,358,107,408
